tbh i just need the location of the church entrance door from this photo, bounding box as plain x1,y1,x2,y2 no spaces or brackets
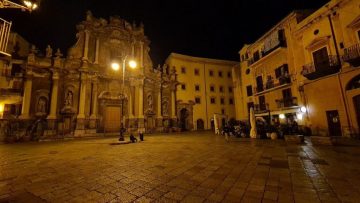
104,106,121,133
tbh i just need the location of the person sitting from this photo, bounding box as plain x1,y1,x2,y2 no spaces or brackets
129,133,138,143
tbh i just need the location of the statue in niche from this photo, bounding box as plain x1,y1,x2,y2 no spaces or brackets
86,10,93,21
147,94,153,111
45,45,53,58
162,101,168,116
37,97,47,113
65,91,73,106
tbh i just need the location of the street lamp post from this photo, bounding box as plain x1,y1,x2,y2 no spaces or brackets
111,55,137,141
0,0,39,56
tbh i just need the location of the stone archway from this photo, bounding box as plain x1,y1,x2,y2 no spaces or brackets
180,108,189,131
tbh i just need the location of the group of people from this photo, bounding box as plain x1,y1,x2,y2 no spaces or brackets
119,125,144,143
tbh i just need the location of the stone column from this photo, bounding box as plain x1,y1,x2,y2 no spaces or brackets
89,81,98,129
20,71,33,119
82,30,90,61
128,89,134,118
171,89,176,118
131,42,135,57
75,72,87,136
94,37,99,64
140,41,144,68
138,85,144,118
47,71,59,120
157,91,162,118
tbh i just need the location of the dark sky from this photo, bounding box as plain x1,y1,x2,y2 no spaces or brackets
1,0,329,66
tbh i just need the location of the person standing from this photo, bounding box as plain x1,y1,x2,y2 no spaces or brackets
224,124,230,142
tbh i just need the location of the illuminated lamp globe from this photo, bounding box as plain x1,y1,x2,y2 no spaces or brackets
297,113,303,120
300,106,307,113
279,114,285,119
128,60,137,69
111,62,120,71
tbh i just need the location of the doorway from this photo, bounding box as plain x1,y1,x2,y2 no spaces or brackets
180,108,189,131
104,106,121,133
313,47,330,71
326,110,342,136
197,119,204,130
354,95,360,132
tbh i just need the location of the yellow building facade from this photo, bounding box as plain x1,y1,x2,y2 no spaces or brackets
234,0,360,137
165,53,237,130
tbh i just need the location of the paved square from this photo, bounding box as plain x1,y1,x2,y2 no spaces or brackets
1,132,360,202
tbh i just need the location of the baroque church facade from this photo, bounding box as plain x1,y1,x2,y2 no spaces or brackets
0,11,179,140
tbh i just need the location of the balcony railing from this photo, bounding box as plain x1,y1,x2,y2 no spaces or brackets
343,43,360,67
276,97,298,108
254,75,291,94
254,103,269,114
301,55,341,80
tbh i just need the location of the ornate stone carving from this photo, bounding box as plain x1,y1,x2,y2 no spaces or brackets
46,45,53,58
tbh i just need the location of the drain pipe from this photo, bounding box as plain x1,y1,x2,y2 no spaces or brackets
328,13,352,135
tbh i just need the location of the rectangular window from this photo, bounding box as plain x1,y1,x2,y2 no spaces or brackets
246,85,253,96
195,85,200,91
259,95,266,110
220,98,225,105
227,71,232,78
209,70,214,76
181,67,186,74
275,64,289,78
357,30,360,41
218,71,223,77
219,86,224,92
181,84,186,90
195,97,201,104
228,87,233,93
229,98,234,105
210,85,215,92
194,69,199,75
253,51,260,62
210,97,216,104
221,109,225,114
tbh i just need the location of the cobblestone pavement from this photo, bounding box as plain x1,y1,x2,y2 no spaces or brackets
1,132,360,203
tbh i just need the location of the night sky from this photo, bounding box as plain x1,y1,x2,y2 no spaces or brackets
1,0,329,66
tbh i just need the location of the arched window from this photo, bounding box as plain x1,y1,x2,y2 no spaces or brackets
346,74,360,90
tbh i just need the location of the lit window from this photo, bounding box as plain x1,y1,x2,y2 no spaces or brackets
195,97,201,104
181,84,186,90
210,97,216,104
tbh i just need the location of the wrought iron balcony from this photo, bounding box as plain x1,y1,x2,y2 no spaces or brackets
254,103,269,114
343,43,360,67
301,55,341,80
276,97,298,108
254,75,291,95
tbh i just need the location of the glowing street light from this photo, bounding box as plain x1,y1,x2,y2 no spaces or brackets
111,56,137,141
0,0,40,12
